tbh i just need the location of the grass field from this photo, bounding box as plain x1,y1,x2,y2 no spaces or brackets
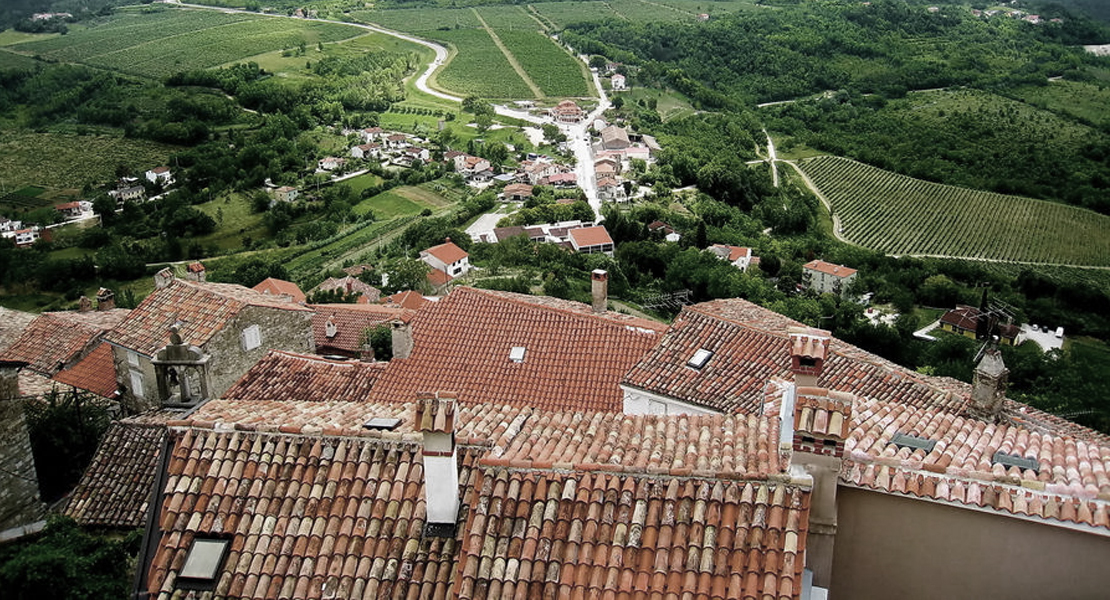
497,30,590,97
431,29,534,99
355,7,479,32
10,8,363,79
0,131,178,192
1010,80,1110,129
0,50,42,70
192,193,268,251
0,30,60,46
341,173,385,196
351,184,452,220
799,155,1110,267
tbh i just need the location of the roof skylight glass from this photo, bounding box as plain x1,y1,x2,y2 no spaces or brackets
509,346,526,363
687,348,713,369
179,538,229,581
363,417,402,431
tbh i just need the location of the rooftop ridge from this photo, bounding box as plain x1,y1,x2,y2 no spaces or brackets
474,458,804,485
460,286,665,333
163,420,495,448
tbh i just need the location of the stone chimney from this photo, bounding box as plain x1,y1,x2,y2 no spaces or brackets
95,287,115,311
969,347,1008,421
359,343,375,363
185,261,206,282
77,295,92,312
788,327,831,388
0,362,22,401
391,319,413,360
591,269,608,313
416,391,459,535
154,267,175,289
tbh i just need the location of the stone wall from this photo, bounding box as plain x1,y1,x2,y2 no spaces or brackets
0,393,44,531
205,306,315,399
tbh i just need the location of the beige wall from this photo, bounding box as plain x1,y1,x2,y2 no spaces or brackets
831,487,1110,599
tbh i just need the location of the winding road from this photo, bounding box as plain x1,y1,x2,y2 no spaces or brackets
164,1,608,215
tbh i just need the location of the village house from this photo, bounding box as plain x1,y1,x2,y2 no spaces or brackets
803,259,858,297
550,99,585,123
420,239,471,280
56,282,1110,599
384,133,410,149
538,172,578,188
522,160,565,185
349,143,380,160
108,185,145,203
939,305,1020,345
501,182,533,202
709,243,759,271
594,155,620,176
271,185,299,203
599,124,631,151
312,276,381,303
10,227,43,247
611,72,626,90
359,126,385,143
400,146,430,165
310,303,415,359
596,176,626,202
569,224,615,255
54,201,90,220
145,166,173,186
0,217,22,233
648,220,681,243
317,156,346,171
252,277,306,303
102,269,314,412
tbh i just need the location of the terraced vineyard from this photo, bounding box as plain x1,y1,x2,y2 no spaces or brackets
429,29,535,99
498,30,589,97
799,156,1110,267
11,9,362,78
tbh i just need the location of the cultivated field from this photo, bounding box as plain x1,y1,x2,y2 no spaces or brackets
497,30,590,97
10,9,362,78
799,156,1110,267
431,29,535,99
0,131,178,192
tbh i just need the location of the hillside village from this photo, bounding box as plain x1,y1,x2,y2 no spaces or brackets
2,0,1110,597
1,265,1109,599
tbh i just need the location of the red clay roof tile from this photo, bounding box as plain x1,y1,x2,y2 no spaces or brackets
51,342,118,398
0,309,129,374
221,350,387,404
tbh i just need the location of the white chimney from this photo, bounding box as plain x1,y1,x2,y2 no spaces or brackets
591,269,608,313
391,320,413,360
417,391,459,535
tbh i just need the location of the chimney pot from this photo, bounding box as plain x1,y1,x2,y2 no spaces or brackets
78,296,92,312
788,327,831,388
154,267,175,289
95,287,115,311
969,348,1008,421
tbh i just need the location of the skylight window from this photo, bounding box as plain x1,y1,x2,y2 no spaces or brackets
179,538,229,586
363,417,402,431
687,348,713,369
890,432,936,454
992,451,1040,474
509,346,526,363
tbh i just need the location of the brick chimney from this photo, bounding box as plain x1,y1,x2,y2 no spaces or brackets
792,387,853,459
591,269,608,313
153,267,175,289
416,391,459,536
969,347,1008,421
391,319,413,360
95,287,115,311
788,327,831,388
77,295,92,312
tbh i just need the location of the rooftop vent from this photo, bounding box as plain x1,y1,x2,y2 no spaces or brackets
363,417,402,431
509,346,526,363
891,432,936,454
992,451,1040,474
687,348,713,369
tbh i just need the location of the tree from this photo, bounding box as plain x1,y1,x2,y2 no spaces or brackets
589,55,607,69
462,96,492,117
362,324,393,361
92,196,117,227
22,390,111,502
384,257,430,294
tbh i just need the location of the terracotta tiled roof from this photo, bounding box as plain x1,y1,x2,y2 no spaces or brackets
423,241,469,265
145,429,482,599
52,342,118,398
569,225,613,248
622,300,970,414
186,262,205,274
384,290,430,310
503,183,533,197
366,287,665,410
803,259,856,278
0,309,129,375
65,420,168,528
222,350,387,403
252,277,306,303
841,396,1110,532
940,305,1019,339
309,303,413,356
104,280,310,357
0,306,35,353
342,264,373,277
314,276,381,302
457,468,809,600
427,268,453,287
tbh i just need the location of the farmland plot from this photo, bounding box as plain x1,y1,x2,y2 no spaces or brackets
353,8,479,32
800,156,1110,267
432,29,534,99
497,30,590,97
12,9,361,78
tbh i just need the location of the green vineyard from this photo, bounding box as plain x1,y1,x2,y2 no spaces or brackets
799,156,1110,267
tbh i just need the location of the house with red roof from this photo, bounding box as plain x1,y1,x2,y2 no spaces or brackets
502,183,533,202
709,243,758,271
311,275,381,303
802,259,858,297
568,225,615,255
420,239,471,280
144,166,173,186
252,277,305,303
550,99,584,123
103,269,314,411
939,304,1020,345
309,303,415,359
